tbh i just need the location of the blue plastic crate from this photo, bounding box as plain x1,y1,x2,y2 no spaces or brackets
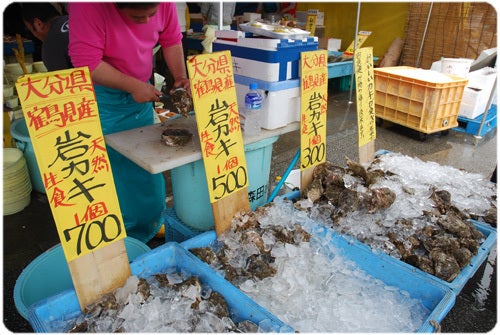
278,190,497,294
27,242,293,333
4,40,35,56
180,226,456,332
213,37,318,81
163,207,204,243
392,220,497,293
454,104,497,137
327,51,379,80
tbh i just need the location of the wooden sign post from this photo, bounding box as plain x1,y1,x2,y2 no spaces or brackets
299,50,329,189
186,51,250,235
353,47,377,164
15,68,130,309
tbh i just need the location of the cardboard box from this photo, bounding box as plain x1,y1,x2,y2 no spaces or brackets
243,12,261,22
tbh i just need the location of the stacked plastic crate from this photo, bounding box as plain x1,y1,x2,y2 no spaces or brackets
213,34,319,129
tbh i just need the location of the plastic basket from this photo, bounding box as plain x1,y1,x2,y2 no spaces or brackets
180,225,456,332
14,237,151,321
279,189,497,294
374,66,468,134
27,242,293,333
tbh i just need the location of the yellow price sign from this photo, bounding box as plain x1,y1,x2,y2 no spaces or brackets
354,47,377,147
306,14,317,36
15,67,126,262
186,51,248,203
344,31,372,56
300,50,328,171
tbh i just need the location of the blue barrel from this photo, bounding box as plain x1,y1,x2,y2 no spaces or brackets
171,136,279,231
14,237,151,320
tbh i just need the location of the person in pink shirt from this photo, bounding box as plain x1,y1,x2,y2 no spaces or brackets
68,2,190,242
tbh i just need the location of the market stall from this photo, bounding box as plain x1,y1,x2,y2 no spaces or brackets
3,2,497,333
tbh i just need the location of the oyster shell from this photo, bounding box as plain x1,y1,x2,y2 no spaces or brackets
161,128,192,146
164,88,193,117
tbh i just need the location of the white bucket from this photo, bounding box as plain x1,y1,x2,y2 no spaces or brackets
441,58,474,77
3,148,32,215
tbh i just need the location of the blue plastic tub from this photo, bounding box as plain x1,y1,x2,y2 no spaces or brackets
14,237,151,321
180,227,456,332
163,207,204,243
454,104,497,137
278,190,497,294
27,242,293,333
387,220,497,293
171,136,279,231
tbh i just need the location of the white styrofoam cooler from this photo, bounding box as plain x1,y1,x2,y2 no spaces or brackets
234,74,300,130
458,67,497,119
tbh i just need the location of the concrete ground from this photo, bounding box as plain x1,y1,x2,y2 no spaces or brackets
2,90,497,332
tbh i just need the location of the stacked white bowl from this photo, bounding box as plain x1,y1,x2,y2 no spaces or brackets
3,148,32,215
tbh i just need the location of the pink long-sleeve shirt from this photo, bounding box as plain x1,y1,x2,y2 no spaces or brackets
68,2,182,83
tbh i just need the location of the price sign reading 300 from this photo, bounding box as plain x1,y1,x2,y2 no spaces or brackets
300,50,328,170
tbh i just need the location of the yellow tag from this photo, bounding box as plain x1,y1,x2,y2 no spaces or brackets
306,14,317,36
186,51,248,203
354,47,377,147
15,67,126,262
344,31,372,56
300,50,328,170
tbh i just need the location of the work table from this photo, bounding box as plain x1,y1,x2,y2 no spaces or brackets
104,116,299,174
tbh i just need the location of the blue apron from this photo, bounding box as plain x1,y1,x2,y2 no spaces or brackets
95,85,165,243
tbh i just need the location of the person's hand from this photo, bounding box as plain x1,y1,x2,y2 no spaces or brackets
130,81,163,103
172,77,191,96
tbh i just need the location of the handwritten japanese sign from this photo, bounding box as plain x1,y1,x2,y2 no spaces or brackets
186,51,248,203
344,31,372,56
305,14,317,36
15,67,126,262
300,50,328,170
354,47,376,147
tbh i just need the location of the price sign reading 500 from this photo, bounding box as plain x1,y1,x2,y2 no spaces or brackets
300,50,328,171
187,51,248,203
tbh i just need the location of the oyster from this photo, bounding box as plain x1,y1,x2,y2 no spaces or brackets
136,277,150,300
190,247,219,264
245,253,277,280
367,187,396,213
161,128,192,146
164,88,193,117
206,291,229,318
430,249,461,282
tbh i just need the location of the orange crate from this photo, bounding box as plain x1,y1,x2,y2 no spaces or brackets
374,66,468,134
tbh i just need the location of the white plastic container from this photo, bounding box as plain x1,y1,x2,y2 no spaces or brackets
235,75,300,130
3,84,14,98
458,67,497,119
5,95,19,108
441,58,474,78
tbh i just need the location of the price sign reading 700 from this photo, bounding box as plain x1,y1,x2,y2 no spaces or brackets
300,50,328,170
15,67,126,262
187,51,248,203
